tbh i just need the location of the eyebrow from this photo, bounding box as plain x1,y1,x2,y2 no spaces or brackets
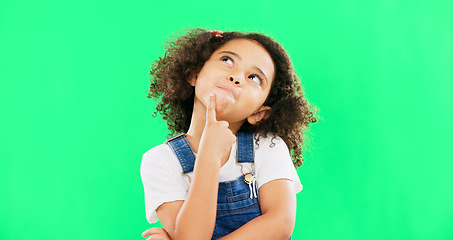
218,50,269,85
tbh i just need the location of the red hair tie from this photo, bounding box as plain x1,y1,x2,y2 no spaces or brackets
208,30,223,38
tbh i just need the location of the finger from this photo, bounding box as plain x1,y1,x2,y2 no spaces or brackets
142,228,165,237
146,233,170,240
218,120,229,129
206,92,216,122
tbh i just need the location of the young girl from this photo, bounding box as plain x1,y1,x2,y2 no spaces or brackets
140,28,317,240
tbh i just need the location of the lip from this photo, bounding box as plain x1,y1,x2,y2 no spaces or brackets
216,83,238,99
218,87,235,99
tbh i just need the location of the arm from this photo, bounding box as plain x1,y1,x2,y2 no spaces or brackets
152,93,236,240
154,152,220,240
217,179,297,240
144,179,295,240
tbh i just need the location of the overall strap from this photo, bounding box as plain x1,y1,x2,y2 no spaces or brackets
236,131,257,199
236,131,255,164
166,131,254,174
165,133,195,174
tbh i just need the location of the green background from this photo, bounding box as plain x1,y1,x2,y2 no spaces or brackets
1,0,452,239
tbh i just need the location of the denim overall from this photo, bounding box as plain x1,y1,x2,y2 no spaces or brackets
166,132,291,240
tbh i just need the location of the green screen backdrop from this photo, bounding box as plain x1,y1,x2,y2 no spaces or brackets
1,0,452,239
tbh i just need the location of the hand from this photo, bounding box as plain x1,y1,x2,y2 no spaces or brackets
198,92,236,161
142,227,172,240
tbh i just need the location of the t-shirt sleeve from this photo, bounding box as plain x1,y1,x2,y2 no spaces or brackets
255,136,303,194
140,145,188,223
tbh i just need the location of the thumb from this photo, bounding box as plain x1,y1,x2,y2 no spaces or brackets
207,92,216,122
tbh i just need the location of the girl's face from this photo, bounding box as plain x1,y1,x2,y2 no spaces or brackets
189,38,275,125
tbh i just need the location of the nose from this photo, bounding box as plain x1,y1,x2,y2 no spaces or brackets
228,73,243,85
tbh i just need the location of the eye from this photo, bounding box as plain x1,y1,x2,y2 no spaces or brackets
221,56,233,66
248,74,263,85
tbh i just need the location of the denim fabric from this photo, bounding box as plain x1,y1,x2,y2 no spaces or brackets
166,132,291,240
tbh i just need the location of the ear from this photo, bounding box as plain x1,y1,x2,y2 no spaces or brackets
187,71,198,86
247,106,272,125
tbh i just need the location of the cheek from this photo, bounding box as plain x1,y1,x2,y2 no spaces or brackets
240,90,265,110
248,88,267,101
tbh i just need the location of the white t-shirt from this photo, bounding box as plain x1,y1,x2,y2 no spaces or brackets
140,134,303,224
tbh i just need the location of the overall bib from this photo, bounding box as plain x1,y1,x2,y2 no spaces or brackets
166,132,291,240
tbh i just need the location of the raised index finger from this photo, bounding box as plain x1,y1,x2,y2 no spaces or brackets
206,92,216,122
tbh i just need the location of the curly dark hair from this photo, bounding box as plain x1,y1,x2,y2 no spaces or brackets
147,28,318,168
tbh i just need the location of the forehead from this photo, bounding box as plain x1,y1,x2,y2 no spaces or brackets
213,38,275,80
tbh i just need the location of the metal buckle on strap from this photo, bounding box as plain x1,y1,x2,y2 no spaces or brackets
164,132,186,144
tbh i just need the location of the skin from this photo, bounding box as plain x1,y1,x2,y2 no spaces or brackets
185,38,274,160
142,39,296,240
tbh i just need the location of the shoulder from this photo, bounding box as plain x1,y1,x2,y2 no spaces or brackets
253,133,303,193
254,133,289,155
253,133,290,163
140,143,189,224
142,143,173,162
141,143,181,175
